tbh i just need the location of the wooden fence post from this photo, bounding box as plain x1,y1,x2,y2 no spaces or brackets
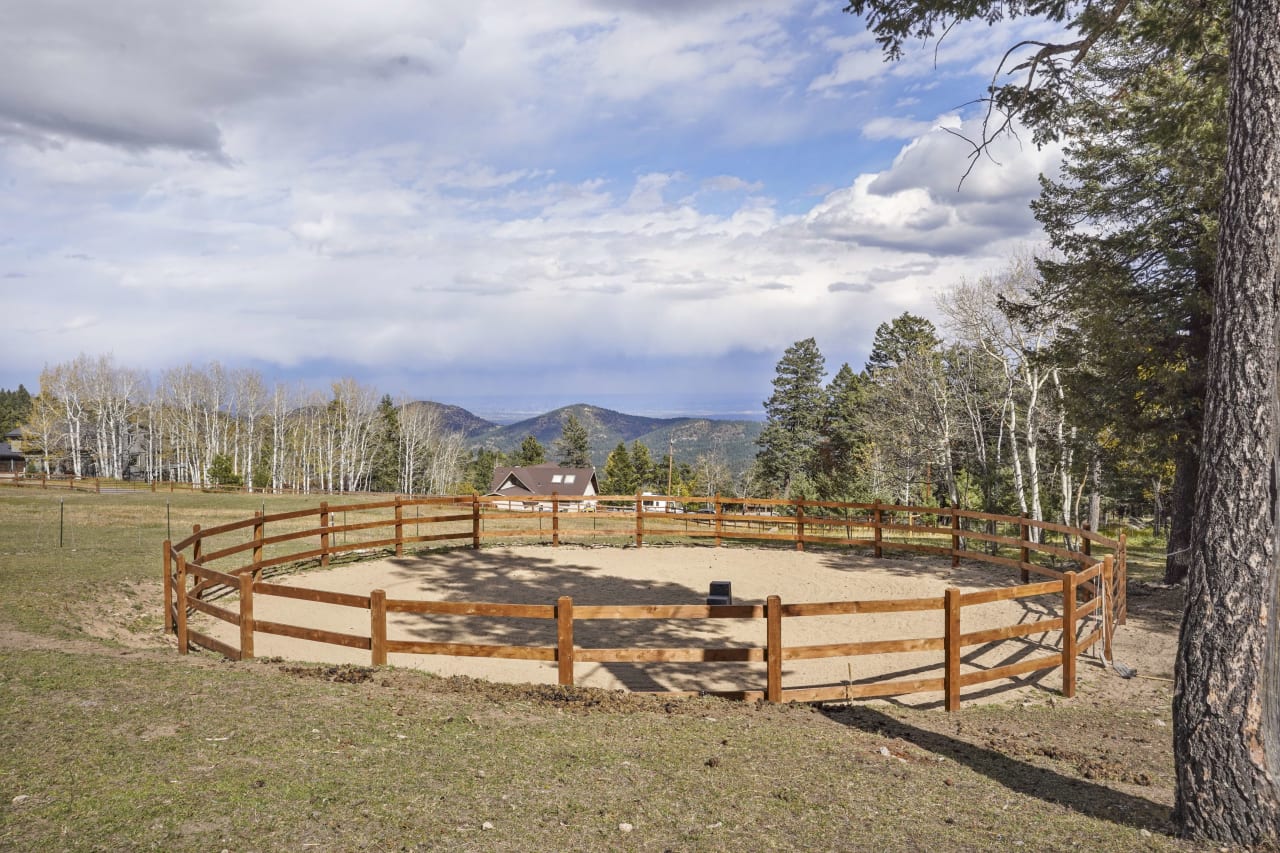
472,494,481,549
1061,570,1078,698
394,495,404,557
714,493,723,548
1102,556,1114,661
239,571,254,661
319,502,330,567
95,477,100,494
151,480,156,493
252,511,264,572
634,492,644,547
552,492,560,547
945,587,961,712
795,498,805,552
162,540,173,633
766,595,782,703
371,589,387,666
873,501,883,558
557,596,574,686
1019,515,1031,582
1081,522,1092,558
176,555,189,654
191,524,202,564
950,508,961,568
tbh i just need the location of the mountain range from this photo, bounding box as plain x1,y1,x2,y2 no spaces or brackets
408,402,763,474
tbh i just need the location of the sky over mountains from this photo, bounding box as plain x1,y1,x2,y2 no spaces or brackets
0,1,1064,417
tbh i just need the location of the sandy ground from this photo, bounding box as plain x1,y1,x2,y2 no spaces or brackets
190,544,1166,706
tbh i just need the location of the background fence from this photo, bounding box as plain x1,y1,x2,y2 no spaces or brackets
164,494,1126,710
0,471,338,495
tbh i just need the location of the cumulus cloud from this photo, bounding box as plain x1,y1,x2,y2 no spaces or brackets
801,116,1059,253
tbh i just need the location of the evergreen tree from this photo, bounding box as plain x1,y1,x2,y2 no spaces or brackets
755,338,827,496
207,453,242,487
0,385,33,435
369,395,401,492
815,363,871,500
513,435,547,466
865,313,941,375
1032,6,1225,582
630,440,656,489
467,448,504,493
554,413,592,467
601,442,637,494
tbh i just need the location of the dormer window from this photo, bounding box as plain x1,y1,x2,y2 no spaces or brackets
551,474,564,483
564,475,576,484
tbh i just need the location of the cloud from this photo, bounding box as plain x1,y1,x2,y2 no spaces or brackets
801,115,1059,253
701,175,765,193
865,260,940,283
0,3,475,156
807,30,886,91
861,113,960,141
0,2,1060,407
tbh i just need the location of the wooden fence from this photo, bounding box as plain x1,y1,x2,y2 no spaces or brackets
163,494,1126,709
0,470,371,495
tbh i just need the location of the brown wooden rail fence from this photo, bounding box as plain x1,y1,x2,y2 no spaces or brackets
162,494,1127,710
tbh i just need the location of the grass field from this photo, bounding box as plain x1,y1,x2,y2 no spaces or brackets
0,489,1204,851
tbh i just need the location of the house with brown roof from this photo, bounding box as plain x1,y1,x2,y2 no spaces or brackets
0,441,25,474
487,464,598,511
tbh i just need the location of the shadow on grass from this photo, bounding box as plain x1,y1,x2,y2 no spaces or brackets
825,705,1173,833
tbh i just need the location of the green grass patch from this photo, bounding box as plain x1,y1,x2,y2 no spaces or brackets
0,650,1198,852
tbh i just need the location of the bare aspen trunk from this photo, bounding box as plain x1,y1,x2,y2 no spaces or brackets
1024,368,1044,537
1175,0,1280,840
1087,451,1102,534
1054,369,1075,530
1006,393,1029,518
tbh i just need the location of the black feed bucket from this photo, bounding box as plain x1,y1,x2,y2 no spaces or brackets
706,580,732,606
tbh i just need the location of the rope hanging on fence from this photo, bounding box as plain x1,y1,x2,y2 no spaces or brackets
1094,567,1136,679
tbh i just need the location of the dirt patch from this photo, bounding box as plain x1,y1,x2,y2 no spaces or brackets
280,663,376,683
70,578,166,648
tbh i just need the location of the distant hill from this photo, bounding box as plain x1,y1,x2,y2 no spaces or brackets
410,401,761,474
632,418,763,474
403,401,496,437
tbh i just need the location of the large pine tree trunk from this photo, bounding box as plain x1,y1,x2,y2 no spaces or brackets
1174,0,1280,841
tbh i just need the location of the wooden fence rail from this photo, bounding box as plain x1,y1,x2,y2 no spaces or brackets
163,494,1127,710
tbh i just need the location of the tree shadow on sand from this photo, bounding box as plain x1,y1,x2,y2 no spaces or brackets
803,549,1099,707
812,547,1043,588
368,544,1098,705
379,546,768,694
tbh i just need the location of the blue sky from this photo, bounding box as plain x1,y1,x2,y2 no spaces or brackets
0,1,1064,420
